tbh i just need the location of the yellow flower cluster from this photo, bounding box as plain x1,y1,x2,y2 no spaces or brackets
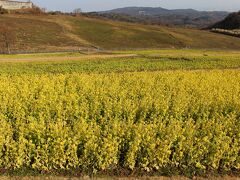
0,70,239,174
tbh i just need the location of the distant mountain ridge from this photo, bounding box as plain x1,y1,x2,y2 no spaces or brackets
98,7,229,28
104,7,202,16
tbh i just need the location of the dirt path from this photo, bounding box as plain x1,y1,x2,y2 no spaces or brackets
48,17,95,47
0,54,138,62
0,176,239,180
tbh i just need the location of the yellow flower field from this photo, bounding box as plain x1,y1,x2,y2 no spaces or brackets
0,69,239,175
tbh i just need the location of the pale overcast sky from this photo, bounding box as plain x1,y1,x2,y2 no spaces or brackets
31,0,240,12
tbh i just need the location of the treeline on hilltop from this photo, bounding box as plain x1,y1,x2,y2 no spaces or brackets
83,12,165,25
0,6,82,16
0,6,44,15
84,11,227,28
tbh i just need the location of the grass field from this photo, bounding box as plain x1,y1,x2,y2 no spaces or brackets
2,14,240,52
0,49,239,178
0,49,240,74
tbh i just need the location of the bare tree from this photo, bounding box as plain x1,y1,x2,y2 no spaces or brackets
73,8,82,15
0,25,16,54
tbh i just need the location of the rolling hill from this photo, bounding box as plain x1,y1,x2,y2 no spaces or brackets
100,7,228,28
210,11,240,29
1,14,240,53
208,11,240,38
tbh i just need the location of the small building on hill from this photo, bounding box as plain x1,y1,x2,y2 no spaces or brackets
0,0,33,10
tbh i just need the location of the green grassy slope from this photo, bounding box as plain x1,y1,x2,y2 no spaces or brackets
69,16,240,49
1,14,240,51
